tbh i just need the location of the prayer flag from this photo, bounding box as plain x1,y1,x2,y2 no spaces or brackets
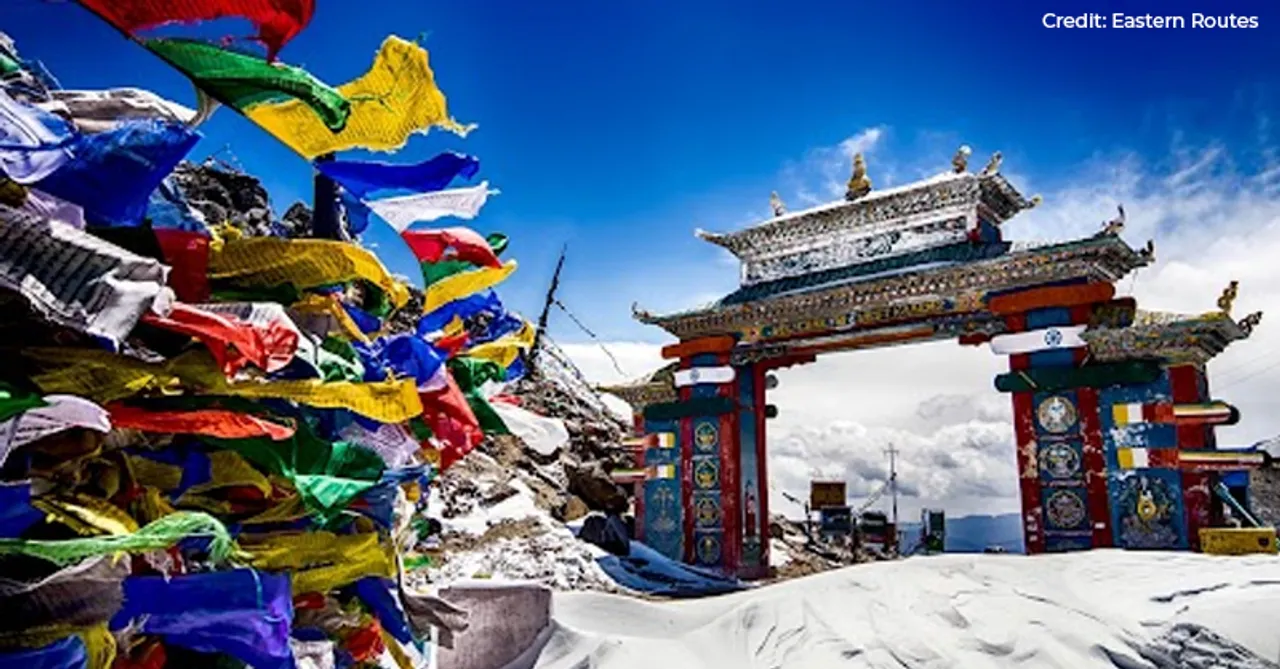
366,182,496,233
246,36,474,159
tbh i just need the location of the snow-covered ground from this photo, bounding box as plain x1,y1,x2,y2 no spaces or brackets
531,551,1280,668
422,456,622,593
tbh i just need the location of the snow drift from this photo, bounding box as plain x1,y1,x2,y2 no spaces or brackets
529,550,1280,668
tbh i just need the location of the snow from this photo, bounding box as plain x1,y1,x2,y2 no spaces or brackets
532,550,1280,668
599,392,636,423
426,466,623,593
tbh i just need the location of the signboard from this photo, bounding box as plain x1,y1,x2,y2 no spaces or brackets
810,481,846,509
819,506,853,535
859,511,890,543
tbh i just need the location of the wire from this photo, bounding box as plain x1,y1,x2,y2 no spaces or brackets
1216,355,1280,392
553,299,628,378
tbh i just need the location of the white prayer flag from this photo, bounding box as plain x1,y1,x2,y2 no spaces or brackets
365,181,497,233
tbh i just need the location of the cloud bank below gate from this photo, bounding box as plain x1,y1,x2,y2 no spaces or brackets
558,124,1280,522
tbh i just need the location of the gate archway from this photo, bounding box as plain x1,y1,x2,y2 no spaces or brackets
602,148,1264,579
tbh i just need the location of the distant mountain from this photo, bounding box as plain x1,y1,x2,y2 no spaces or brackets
897,512,1025,554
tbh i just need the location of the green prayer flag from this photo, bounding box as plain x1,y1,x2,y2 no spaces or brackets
146,38,351,132
0,382,47,423
447,357,510,435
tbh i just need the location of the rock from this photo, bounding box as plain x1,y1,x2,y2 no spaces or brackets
485,434,524,469
561,496,590,522
565,462,628,515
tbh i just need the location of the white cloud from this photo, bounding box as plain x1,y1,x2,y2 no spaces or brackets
559,130,1280,525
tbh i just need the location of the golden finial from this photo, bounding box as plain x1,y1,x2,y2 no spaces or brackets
1217,280,1239,316
951,145,972,173
1029,194,1043,208
769,191,786,217
845,152,872,201
981,151,1003,176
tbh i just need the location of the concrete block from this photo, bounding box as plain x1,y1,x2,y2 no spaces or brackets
437,582,552,669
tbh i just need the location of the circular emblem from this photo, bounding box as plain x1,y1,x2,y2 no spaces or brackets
695,497,721,527
689,368,702,383
1043,327,1064,348
694,422,719,451
694,459,719,489
1040,442,1082,479
1037,395,1078,434
696,534,721,565
1045,490,1087,530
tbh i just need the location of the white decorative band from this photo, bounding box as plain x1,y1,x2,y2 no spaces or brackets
674,366,736,387
989,325,1087,356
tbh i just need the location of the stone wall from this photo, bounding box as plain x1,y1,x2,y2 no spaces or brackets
1249,467,1280,528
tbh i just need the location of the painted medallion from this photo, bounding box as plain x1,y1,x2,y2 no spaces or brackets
694,459,719,489
1036,395,1078,434
1039,442,1082,479
695,421,719,452
695,496,721,527
1044,489,1087,530
696,534,722,565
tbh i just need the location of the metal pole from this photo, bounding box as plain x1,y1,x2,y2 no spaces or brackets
312,153,341,239
528,244,567,371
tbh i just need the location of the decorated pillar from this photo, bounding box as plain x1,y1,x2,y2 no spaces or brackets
988,281,1127,554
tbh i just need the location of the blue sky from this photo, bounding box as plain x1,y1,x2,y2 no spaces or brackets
5,0,1278,345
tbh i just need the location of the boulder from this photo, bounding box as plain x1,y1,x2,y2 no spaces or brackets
565,461,628,515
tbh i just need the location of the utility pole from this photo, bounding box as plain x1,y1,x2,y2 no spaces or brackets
528,244,567,373
885,443,899,528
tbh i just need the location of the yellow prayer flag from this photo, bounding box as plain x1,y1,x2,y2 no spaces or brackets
424,260,517,313
209,236,410,308
465,319,535,369
26,347,422,424
246,36,474,159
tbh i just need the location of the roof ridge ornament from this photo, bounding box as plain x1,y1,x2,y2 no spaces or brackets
844,152,872,201
952,145,972,173
1217,280,1239,316
981,151,1003,176
1096,204,1125,237
1239,311,1263,336
770,191,787,217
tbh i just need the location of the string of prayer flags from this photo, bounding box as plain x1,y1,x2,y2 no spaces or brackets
76,0,315,61
317,152,480,198
365,181,496,232
246,36,474,159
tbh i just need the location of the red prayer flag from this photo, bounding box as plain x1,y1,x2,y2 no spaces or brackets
141,303,298,375
108,404,297,441
419,372,483,471
153,229,211,303
401,227,502,268
77,0,315,61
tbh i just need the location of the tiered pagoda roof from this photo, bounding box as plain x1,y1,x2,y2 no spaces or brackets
1082,304,1263,365
635,149,1154,343
597,361,678,409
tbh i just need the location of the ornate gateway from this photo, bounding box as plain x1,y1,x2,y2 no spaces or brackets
612,146,1263,578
